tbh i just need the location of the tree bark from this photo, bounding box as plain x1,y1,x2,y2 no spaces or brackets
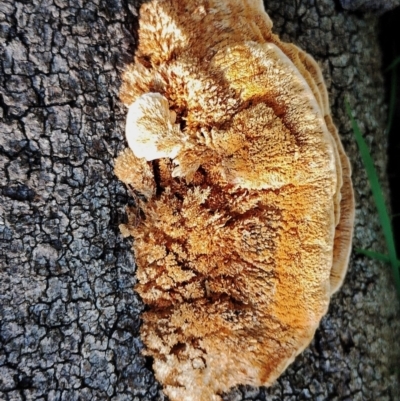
339,0,400,14
0,1,399,401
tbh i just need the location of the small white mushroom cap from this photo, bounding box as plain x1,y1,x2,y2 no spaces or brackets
126,92,183,161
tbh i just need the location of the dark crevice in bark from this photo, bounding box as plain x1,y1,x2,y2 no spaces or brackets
333,0,344,12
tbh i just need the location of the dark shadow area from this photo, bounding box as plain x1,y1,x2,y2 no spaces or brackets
379,6,400,252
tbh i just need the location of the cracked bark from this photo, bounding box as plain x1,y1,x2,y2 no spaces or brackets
0,1,399,400
338,0,400,14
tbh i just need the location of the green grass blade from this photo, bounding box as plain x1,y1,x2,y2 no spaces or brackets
385,55,400,72
356,249,400,266
345,100,400,296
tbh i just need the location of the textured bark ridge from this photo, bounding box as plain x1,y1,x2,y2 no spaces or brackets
339,0,400,14
0,1,399,401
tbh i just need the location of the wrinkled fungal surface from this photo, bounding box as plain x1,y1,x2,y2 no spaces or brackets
115,0,355,400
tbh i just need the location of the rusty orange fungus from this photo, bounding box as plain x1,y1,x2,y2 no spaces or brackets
114,1,355,400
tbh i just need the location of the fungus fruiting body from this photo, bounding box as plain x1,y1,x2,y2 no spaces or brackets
115,1,355,400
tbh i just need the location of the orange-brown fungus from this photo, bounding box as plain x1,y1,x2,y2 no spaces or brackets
115,1,355,400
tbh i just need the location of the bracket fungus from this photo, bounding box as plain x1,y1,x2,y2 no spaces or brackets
115,0,355,400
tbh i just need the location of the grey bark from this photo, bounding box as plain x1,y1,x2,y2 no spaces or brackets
0,1,399,401
339,0,400,14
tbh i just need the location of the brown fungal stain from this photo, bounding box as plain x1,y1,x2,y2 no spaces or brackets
114,1,355,400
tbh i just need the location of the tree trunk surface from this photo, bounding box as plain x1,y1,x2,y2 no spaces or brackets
0,1,399,400
339,0,400,13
